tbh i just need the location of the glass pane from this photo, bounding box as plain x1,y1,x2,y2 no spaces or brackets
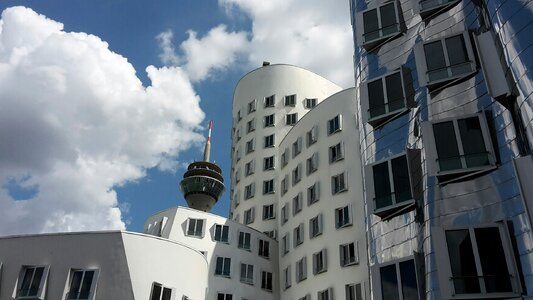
68,271,83,298
224,258,231,275
458,117,489,168
400,260,418,300
20,268,35,296
445,35,469,66
380,264,400,300
391,156,412,203
385,72,405,112
162,288,172,300
29,267,44,296
373,162,392,209
433,121,462,171
79,271,94,299
363,9,379,36
215,225,221,240
445,230,480,294
424,40,448,81
217,294,225,300
222,226,229,241
151,284,162,300
368,79,385,118
380,3,398,36
215,258,223,274
474,227,512,293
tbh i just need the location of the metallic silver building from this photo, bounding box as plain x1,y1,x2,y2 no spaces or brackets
350,0,533,298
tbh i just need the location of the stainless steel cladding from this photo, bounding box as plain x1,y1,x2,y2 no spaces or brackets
350,0,533,298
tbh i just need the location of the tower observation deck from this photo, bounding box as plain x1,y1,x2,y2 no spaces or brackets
180,121,225,212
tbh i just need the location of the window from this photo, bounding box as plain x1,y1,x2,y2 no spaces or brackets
263,204,275,220
313,249,328,274
284,266,292,289
240,263,254,285
245,160,255,176
281,203,289,225
292,137,302,157
16,266,50,299
285,94,296,106
261,271,273,291
358,2,402,50
215,257,232,277
264,230,277,239
259,239,270,258
299,295,311,300
318,288,333,300
329,142,344,163
281,175,289,196
235,146,241,161
66,269,98,300
233,192,240,208
264,134,275,148
306,125,318,147
305,98,317,109
248,99,256,113
444,226,519,297
244,183,255,199
244,208,255,225
237,110,242,121
378,259,418,300
186,218,204,237
235,128,241,141
281,148,289,168
296,257,308,282
306,153,319,175
415,0,460,17
327,115,342,135
286,113,298,125
264,114,275,127
217,293,233,300
150,282,172,300
246,118,255,133
423,113,496,182
309,214,323,238
292,192,303,215
332,172,347,194
235,168,241,183
264,156,275,170
282,233,290,254
346,283,364,300
245,138,255,154
370,154,415,218
214,224,229,243
293,223,304,247
335,206,352,228
307,182,320,206
361,67,413,127
238,232,251,251
264,95,275,107
292,164,302,185
263,179,275,194
415,31,477,89
340,242,359,266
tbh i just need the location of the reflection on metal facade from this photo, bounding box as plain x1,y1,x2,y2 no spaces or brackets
350,0,533,298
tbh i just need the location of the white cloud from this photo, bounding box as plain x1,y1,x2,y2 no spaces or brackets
0,6,205,234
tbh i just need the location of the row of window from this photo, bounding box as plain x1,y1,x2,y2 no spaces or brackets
214,257,274,291
286,272,364,300
237,94,318,121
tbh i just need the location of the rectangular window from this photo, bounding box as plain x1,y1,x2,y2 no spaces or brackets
292,137,302,157
306,125,318,147
307,182,320,206
285,94,296,106
313,249,328,274
281,148,289,168
244,208,255,225
215,257,231,277
244,183,255,200
332,172,347,194
17,266,50,299
327,115,342,135
234,168,241,183
264,134,275,148
263,179,275,194
238,232,252,251
292,164,302,185
309,214,323,238
258,239,270,258
248,99,256,114
237,110,242,121
281,175,289,196
150,282,172,300
245,160,255,176
233,192,240,208
240,263,254,285
214,224,230,243
263,230,277,239
284,266,292,289
261,271,273,291
306,153,319,175
335,205,352,228
264,95,275,107
293,223,304,247
263,156,275,170
217,293,233,300
264,114,275,127
286,113,298,125
379,259,418,300
246,139,255,154
340,242,359,266
246,119,255,133
360,2,401,48
186,218,204,237
329,142,344,163
318,288,333,300
281,203,289,225
346,283,364,300
296,257,308,282
262,204,275,220
305,98,318,109
283,233,290,254
66,269,98,300
293,192,303,216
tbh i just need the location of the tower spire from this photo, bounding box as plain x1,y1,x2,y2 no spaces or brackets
203,120,212,162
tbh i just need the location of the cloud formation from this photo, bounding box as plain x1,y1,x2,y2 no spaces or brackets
0,7,205,234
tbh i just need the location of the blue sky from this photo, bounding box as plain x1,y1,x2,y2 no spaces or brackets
0,0,353,234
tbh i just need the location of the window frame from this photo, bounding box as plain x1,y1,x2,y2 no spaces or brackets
415,0,461,19
264,134,275,148
292,163,302,186
244,183,255,200
356,1,403,50
248,99,256,114
263,179,275,195
240,263,254,285
329,142,345,163
307,182,320,206
286,113,298,125
372,256,421,300
65,269,99,300
292,137,302,158
216,293,233,300
292,192,303,216
306,152,319,175
246,118,255,133
309,214,323,239
213,224,230,243
263,156,275,171
293,223,305,248
245,138,255,154
149,282,173,300
296,256,308,282
306,125,318,147
340,241,359,267
284,266,292,290
245,160,255,176
284,94,296,106
331,172,348,194
258,239,271,259
264,95,275,108
327,115,343,135
186,218,205,238
262,204,276,220
244,208,255,225
305,98,318,108
261,271,273,291
346,283,365,300
264,114,275,127
16,265,50,300
238,231,252,251
317,288,333,300
313,249,328,275
335,205,353,229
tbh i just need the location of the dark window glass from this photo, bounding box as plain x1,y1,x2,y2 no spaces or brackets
368,79,385,118
400,260,418,300
363,9,379,36
381,264,400,300
151,284,162,300
391,156,412,203
385,72,404,112
79,271,94,298
445,35,468,66
373,162,392,209
68,271,83,299
458,117,489,168
29,267,43,296
380,3,397,34
475,228,512,293
217,294,225,300
424,41,446,72
433,121,462,171
445,230,480,294
20,268,35,296
162,287,172,300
